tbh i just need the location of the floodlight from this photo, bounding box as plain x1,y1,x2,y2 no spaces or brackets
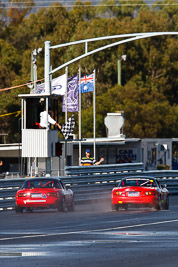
37,48,42,53
121,55,127,61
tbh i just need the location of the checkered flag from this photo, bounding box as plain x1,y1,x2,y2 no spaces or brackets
60,115,75,140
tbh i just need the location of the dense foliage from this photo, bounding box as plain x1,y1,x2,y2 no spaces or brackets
0,0,177,142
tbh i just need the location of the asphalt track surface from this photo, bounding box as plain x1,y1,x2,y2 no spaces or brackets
0,196,178,267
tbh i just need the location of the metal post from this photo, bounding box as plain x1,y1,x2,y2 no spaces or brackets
46,157,51,175
24,99,26,129
34,157,38,176
93,69,96,160
85,41,88,54
65,66,68,123
118,59,121,85
18,118,21,175
64,67,68,172
79,68,81,165
31,52,34,83
21,99,23,130
46,97,49,130
28,158,30,176
45,41,51,95
64,140,67,168
33,61,37,93
30,166,32,177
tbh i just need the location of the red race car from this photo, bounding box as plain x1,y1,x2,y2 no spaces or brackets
112,176,169,211
15,177,74,213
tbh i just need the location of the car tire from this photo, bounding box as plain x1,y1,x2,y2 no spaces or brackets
155,197,162,210
68,198,75,212
15,204,23,213
26,207,33,213
112,204,119,211
58,197,67,212
164,196,169,210
123,204,128,211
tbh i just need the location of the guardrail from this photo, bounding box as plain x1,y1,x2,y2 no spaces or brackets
1,163,178,211
65,162,144,175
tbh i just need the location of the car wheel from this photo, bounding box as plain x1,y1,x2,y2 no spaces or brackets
68,198,75,212
123,205,128,211
164,196,169,210
15,204,23,213
26,207,33,213
112,204,119,211
58,197,67,212
155,197,162,210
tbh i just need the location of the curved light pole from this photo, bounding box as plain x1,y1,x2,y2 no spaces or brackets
45,32,178,93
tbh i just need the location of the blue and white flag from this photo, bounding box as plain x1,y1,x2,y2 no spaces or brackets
36,74,67,95
36,82,45,94
62,75,79,112
80,73,94,93
51,74,66,95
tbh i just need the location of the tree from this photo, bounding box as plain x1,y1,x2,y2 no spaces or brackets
98,0,146,18
0,0,177,142
8,0,35,24
0,39,21,88
0,0,7,38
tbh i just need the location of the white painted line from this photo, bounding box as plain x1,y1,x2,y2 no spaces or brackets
0,252,46,257
0,218,178,241
95,218,178,232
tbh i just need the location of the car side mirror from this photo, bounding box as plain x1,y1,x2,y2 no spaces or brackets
161,184,167,188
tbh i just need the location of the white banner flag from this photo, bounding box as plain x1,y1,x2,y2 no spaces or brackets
51,74,66,95
35,74,67,95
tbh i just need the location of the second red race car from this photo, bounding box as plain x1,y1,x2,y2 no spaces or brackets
112,176,169,211
15,177,74,213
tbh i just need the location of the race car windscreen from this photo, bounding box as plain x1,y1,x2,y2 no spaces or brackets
120,178,157,187
22,179,62,189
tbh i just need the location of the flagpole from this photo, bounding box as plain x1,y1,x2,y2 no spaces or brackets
64,67,68,174
79,67,82,165
93,69,96,160
65,66,68,123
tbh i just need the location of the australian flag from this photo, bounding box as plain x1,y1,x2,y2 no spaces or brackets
80,73,94,93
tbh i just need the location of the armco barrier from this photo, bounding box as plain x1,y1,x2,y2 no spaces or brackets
1,163,178,211
65,162,144,175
